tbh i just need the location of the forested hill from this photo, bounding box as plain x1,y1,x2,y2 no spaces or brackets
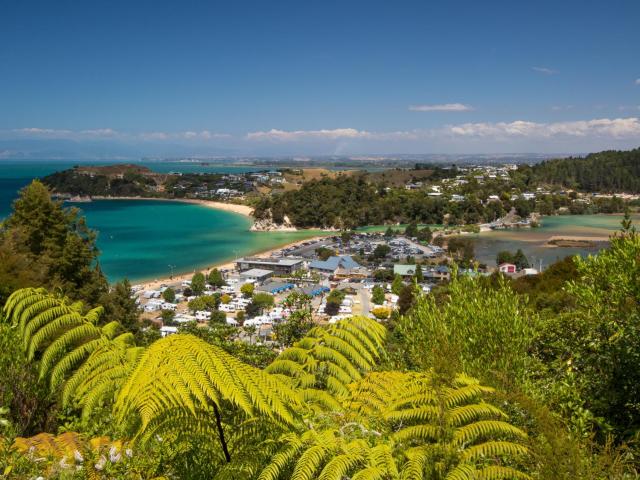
525,148,640,192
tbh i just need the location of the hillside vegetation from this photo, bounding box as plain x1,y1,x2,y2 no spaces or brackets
522,148,640,192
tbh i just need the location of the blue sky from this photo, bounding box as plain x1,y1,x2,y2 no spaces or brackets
1,0,639,157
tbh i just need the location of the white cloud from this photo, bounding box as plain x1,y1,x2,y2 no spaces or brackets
442,117,640,139
80,128,118,137
532,66,558,75
12,127,74,136
6,118,640,154
247,128,373,141
181,130,231,140
635,78,640,85
247,118,640,144
409,103,473,112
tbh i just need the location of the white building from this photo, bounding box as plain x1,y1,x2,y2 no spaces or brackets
160,326,178,337
219,303,236,313
195,310,212,321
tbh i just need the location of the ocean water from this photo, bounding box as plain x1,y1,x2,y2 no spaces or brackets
77,200,324,282
0,160,323,282
0,159,268,217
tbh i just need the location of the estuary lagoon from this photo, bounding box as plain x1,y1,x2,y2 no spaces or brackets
470,214,639,268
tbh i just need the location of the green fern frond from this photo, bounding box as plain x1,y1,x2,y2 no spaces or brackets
22,307,76,347
299,388,343,412
318,439,369,480
447,403,507,427
385,406,440,425
392,424,440,443
444,463,477,480
452,420,527,446
2,287,46,321
46,336,104,388
28,314,93,359
444,384,495,408
257,433,306,480
460,441,529,462
116,334,301,438
267,316,387,399
399,446,432,480
475,465,533,479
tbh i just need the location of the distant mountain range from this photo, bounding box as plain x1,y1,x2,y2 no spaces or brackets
0,138,565,165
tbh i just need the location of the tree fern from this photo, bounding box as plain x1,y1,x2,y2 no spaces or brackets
266,316,386,401
115,333,302,461
258,371,531,480
384,373,531,479
258,430,397,480
3,288,138,421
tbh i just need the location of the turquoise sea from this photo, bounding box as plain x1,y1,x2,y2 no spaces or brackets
0,160,323,282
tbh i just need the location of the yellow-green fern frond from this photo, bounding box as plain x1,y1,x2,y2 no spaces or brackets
475,465,532,479
3,287,52,326
460,441,529,462
116,334,302,439
452,420,527,446
266,316,387,405
4,288,137,421
258,429,397,480
443,383,495,409
353,371,532,480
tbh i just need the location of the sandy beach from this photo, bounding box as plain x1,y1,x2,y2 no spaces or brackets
545,235,610,248
89,196,254,217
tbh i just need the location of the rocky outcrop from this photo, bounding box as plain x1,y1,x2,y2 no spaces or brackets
250,214,297,231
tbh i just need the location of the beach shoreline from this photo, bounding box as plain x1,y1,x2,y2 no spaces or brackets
86,196,254,217
135,234,330,292
81,196,334,287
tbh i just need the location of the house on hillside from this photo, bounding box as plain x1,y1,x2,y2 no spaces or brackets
498,263,517,274
393,264,417,279
423,265,451,282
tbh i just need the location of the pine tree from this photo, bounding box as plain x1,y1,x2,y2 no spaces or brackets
1,180,107,304
99,279,141,336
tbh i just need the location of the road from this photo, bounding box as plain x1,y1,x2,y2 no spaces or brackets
359,287,371,317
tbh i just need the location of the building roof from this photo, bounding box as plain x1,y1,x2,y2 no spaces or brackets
256,281,295,294
393,264,417,276
237,257,304,267
423,265,450,275
309,255,361,272
239,268,273,278
298,284,331,296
